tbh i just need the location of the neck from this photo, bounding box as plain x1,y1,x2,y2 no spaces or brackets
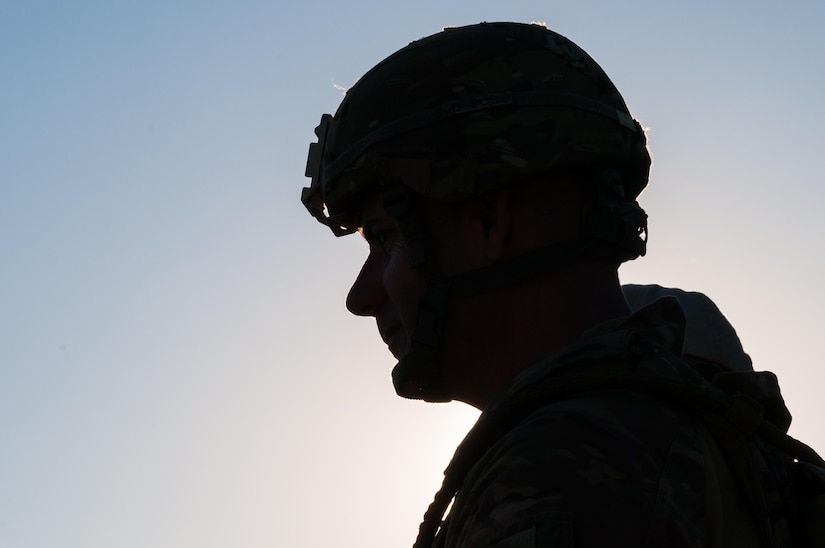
442,261,629,409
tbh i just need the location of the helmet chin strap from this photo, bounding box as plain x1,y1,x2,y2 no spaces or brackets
391,235,599,402
380,183,452,401
391,276,451,402
382,185,625,402
381,175,648,402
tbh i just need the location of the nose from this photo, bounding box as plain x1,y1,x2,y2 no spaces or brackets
346,252,386,317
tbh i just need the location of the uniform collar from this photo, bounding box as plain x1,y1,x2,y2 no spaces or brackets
484,296,687,412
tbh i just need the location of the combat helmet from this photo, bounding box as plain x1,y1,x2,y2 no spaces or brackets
302,22,651,401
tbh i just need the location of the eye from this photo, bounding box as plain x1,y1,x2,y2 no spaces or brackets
361,221,403,253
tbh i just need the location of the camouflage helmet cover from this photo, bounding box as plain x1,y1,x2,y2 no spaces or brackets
303,22,651,235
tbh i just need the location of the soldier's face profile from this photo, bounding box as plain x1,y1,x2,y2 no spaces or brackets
344,188,496,383
346,191,424,359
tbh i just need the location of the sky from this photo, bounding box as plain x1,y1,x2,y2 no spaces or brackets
2,1,824,547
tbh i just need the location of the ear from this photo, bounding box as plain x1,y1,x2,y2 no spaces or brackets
425,191,512,273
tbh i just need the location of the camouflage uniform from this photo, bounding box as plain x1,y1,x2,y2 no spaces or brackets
300,24,816,547
430,297,761,548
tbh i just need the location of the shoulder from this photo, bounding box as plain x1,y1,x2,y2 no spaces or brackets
439,390,709,547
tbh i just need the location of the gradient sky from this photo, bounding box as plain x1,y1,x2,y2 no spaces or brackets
2,1,824,547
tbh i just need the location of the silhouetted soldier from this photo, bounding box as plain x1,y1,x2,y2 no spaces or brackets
302,22,824,548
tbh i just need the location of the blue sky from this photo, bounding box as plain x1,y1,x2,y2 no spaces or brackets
2,1,824,546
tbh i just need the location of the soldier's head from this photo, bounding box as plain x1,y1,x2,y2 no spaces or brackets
302,22,650,404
